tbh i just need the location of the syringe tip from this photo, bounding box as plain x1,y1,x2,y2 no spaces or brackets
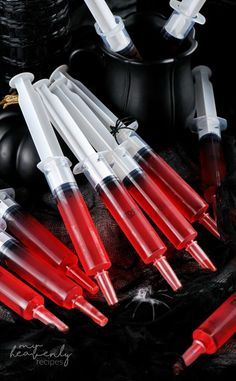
198,212,220,239
33,305,69,333
182,340,206,367
186,241,217,271
74,296,108,327
95,270,118,306
66,265,99,295
173,357,186,376
211,194,218,222
153,256,182,291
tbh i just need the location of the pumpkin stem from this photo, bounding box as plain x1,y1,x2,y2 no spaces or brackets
0,93,19,109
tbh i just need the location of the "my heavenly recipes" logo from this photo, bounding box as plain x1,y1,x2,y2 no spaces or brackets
10,343,72,367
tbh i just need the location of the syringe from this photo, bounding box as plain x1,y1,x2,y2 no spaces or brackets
49,66,219,239
163,0,206,41
9,73,117,306
0,229,108,326
33,79,182,292
174,292,236,371
0,265,69,332
44,76,216,273
192,66,227,213
0,188,98,295
83,0,141,59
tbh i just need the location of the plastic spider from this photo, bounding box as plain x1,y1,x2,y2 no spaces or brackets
126,286,173,321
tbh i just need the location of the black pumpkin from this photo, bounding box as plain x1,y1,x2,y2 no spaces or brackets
0,107,43,187
0,106,81,188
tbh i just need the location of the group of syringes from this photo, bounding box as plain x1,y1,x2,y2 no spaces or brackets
0,0,233,373
82,0,226,212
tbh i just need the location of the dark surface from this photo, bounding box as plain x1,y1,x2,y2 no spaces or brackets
1,1,236,380
0,141,236,381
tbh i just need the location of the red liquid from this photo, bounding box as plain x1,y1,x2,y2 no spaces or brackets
136,149,220,238
4,205,98,294
199,136,226,204
0,266,69,332
125,172,196,250
2,240,108,326
55,185,117,305
181,292,236,367
137,149,209,222
97,177,166,264
56,186,111,275
118,42,142,60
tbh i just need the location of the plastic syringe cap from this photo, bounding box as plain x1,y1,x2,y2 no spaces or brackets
182,339,206,367
74,296,108,327
153,257,182,291
186,241,217,272
95,270,118,305
66,265,99,295
198,213,220,239
33,305,69,333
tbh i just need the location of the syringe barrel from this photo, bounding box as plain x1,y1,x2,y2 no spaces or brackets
134,147,208,223
164,0,206,40
39,153,111,275
193,292,236,354
199,134,226,203
0,265,44,320
0,192,99,294
54,182,111,275
124,171,196,250
95,15,140,59
0,234,83,309
164,11,195,40
1,202,76,268
96,176,166,264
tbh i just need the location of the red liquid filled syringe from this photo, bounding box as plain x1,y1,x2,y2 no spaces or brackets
174,292,236,371
0,188,98,295
9,73,117,306
84,0,141,59
55,66,219,239
0,229,108,326
0,265,69,332
192,65,227,212
45,77,216,272
34,79,181,292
